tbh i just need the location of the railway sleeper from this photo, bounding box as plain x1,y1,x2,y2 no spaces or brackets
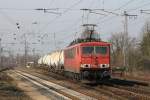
101,85,150,100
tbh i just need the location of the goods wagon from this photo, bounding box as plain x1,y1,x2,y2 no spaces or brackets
38,50,64,72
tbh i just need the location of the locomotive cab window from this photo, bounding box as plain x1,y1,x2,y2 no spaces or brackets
95,46,107,55
82,46,94,54
82,46,108,55
65,48,76,58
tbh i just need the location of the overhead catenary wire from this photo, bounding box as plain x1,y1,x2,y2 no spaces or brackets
35,0,145,49
0,9,18,28
0,7,80,11
0,1,145,31
0,8,34,11
96,0,140,25
95,0,148,29
92,9,120,16
114,0,136,11
55,17,82,33
86,0,97,24
37,0,83,34
1,0,150,55
0,0,147,12
127,1,150,12
141,9,150,14
33,16,82,46
95,0,149,26
49,0,55,6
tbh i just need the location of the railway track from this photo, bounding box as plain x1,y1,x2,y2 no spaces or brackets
16,68,150,100
14,68,125,100
95,79,150,100
98,85,150,100
83,80,150,100
111,77,150,87
112,85,150,96
15,69,112,100
13,70,97,100
82,85,127,100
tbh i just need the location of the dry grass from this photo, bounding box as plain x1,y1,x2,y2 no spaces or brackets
0,72,31,100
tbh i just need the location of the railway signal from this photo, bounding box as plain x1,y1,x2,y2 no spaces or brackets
16,23,20,29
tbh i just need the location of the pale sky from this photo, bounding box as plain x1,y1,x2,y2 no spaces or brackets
0,0,150,55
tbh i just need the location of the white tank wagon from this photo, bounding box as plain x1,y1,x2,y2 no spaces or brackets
44,54,51,65
38,55,50,67
42,55,50,67
45,54,51,66
38,50,64,73
38,58,43,65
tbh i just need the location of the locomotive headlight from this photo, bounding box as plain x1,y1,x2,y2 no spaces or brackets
99,64,109,68
81,64,90,68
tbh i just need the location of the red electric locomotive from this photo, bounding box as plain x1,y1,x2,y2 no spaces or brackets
64,41,111,80
64,24,111,80
38,24,111,81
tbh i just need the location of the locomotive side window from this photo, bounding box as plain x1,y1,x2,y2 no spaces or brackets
65,48,76,58
82,46,94,54
95,46,107,55
77,47,79,55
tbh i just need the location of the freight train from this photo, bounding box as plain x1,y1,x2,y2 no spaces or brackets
38,24,111,81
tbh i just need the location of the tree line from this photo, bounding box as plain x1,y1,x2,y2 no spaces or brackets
110,21,150,72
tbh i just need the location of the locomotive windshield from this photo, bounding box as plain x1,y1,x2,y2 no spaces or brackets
82,46,94,54
82,46,108,55
95,46,107,55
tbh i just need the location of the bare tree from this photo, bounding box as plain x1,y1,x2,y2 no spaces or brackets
110,32,127,67
139,21,150,70
109,32,139,71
